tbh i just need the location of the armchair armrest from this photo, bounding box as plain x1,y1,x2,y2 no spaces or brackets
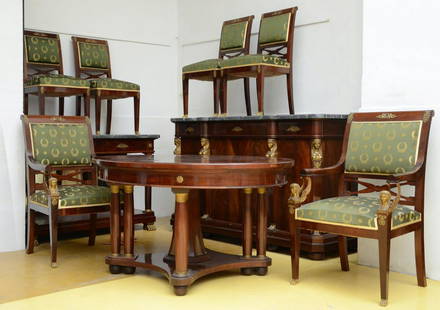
26,156,48,172
301,161,344,177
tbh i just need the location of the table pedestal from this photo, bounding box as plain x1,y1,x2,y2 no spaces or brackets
105,186,271,295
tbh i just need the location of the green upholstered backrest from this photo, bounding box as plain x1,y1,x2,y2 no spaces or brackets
345,121,422,174
258,13,291,45
220,21,249,51
78,42,110,69
30,123,92,166
25,35,61,65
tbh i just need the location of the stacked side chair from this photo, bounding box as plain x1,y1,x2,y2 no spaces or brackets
72,36,140,135
23,30,90,116
287,110,434,306
182,16,254,117
22,115,111,267
221,7,298,115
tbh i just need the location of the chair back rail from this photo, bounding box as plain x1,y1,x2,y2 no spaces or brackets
218,15,254,59
71,36,113,79
256,7,298,63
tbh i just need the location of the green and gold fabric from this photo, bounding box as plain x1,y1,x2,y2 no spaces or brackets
220,21,248,51
78,42,110,69
259,13,291,45
220,54,289,69
29,185,110,209
89,78,140,91
295,196,421,230
25,35,60,64
345,121,422,174
30,123,92,166
182,59,221,74
24,74,89,88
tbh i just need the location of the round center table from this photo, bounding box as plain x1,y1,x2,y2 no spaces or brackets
95,154,294,295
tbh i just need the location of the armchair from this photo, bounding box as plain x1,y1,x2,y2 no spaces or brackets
72,36,140,135
288,110,434,306
182,15,254,116
221,7,298,115
22,115,111,267
23,30,90,116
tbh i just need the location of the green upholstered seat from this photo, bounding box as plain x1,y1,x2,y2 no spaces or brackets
89,78,140,91
25,35,60,64
259,13,291,45
220,21,249,51
30,123,92,166
182,59,221,74
295,196,421,230
24,74,90,88
78,42,110,69
220,54,290,69
29,185,111,209
345,121,422,174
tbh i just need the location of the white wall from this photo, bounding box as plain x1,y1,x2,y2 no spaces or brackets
178,0,363,116
358,0,440,280
0,2,25,251
24,0,180,219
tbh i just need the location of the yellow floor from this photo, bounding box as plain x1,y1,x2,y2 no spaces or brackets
0,217,438,310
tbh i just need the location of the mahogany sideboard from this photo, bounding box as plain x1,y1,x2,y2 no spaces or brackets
34,134,160,241
172,114,356,259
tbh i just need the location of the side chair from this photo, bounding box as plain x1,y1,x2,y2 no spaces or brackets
182,15,254,116
288,110,434,306
23,30,90,116
221,7,298,115
72,36,140,135
22,115,111,267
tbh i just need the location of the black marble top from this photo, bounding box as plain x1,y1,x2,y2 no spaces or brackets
171,114,348,123
93,134,160,139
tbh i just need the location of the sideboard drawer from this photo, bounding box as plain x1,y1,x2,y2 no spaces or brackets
207,121,271,137
94,138,154,155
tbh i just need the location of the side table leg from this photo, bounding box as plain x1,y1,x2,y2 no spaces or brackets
241,188,253,275
172,189,190,296
122,185,136,274
256,187,268,275
109,184,121,274
143,186,156,231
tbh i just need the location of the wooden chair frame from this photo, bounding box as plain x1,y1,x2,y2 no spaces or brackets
22,115,109,267
221,7,297,115
182,15,254,117
72,36,140,135
23,30,90,116
288,110,434,306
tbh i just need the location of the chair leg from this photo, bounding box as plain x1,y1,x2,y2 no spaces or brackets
95,92,102,135
88,213,97,246
134,94,140,135
183,76,189,117
415,227,427,287
286,73,294,114
58,97,65,116
243,77,251,116
288,215,300,284
38,90,45,115
84,93,91,118
213,78,220,115
23,93,29,115
106,100,112,134
75,96,82,116
49,207,58,268
338,235,349,271
26,208,36,254
378,217,391,306
256,68,265,115
221,78,228,115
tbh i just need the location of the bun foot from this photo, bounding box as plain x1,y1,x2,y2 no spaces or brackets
122,266,136,274
255,267,268,276
174,286,188,296
109,265,122,274
240,267,254,275
380,299,388,307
